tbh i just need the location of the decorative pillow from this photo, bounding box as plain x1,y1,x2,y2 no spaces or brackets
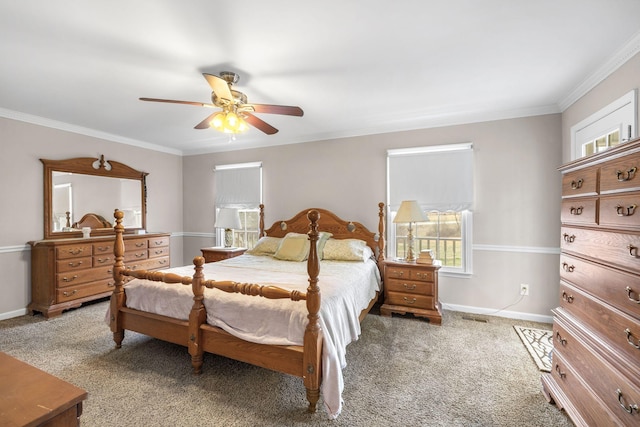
317,232,333,258
322,238,371,262
274,233,310,261
245,236,282,256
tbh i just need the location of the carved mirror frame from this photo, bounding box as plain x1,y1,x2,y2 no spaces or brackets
42,155,148,240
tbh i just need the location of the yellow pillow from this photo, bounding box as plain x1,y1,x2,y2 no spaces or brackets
274,233,310,261
245,236,282,256
322,238,368,261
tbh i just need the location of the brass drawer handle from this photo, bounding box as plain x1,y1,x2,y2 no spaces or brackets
561,262,575,273
561,291,574,303
135,242,145,247
68,248,84,255
626,286,640,304
555,364,566,379
616,389,639,414
562,233,575,243
617,166,637,182
555,331,567,346
415,272,429,280
403,283,417,291
390,270,404,278
62,289,78,297
154,240,164,245
135,253,145,258
62,275,78,282
96,257,111,264
96,246,109,252
628,244,638,257
616,204,637,217
67,261,83,267
159,260,168,264
570,179,583,189
624,328,640,349
569,206,583,215
154,250,164,255
402,297,417,304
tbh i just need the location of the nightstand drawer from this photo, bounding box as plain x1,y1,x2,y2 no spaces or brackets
386,267,434,282
386,278,434,296
386,291,434,310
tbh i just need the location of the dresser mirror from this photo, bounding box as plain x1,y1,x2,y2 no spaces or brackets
42,155,147,239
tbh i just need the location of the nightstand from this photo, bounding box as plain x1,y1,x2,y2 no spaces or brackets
380,259,442,324
200,247,247,263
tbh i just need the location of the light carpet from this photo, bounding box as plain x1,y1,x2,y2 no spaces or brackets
513,325,553,373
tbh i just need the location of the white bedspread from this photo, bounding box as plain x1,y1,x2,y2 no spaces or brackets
121,254,381,418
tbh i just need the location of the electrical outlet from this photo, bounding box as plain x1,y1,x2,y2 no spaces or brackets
520,284,530,296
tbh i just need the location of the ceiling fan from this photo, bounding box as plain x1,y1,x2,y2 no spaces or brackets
140,71,304,135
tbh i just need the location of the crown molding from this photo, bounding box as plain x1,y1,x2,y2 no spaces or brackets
558,30,640,111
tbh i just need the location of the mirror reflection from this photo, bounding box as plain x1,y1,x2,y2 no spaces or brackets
51,172,143,232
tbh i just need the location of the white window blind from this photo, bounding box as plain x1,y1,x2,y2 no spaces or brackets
387,143,473,212
214,162,262,209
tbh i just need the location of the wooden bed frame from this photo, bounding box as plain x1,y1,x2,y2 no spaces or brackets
108,203,385,413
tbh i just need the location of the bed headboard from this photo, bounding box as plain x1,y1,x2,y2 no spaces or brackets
260,203,386,263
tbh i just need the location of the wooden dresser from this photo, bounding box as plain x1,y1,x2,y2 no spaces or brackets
380,259,442,324
542,138,640,426
29,232,170,318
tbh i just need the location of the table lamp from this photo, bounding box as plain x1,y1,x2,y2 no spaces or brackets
393,200,426,261
215,208,241,248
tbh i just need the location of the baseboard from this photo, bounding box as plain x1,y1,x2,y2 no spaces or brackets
441,302,553,324
0,308,28,321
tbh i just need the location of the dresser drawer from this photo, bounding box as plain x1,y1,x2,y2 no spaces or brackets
562,165,599,198
553,316,640,424
385,291,434,310
550,349,621,426
124,249,148,262
56,244,92,259
56,279,114,303
148,246,170,258
125,239,148,251
600,153,640,194
560,197,597,226
386,278,434,296
93,254,114,267
561,226,640,274
148,237,169,248
600,193,640,229
559,282,640,366
127,256,170,271
386,266,434,282
92,241,114,255
560,253,640,319
56,256,92,273
56,265,113,288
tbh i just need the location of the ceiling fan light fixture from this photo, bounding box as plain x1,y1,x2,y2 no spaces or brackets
209,111,248,134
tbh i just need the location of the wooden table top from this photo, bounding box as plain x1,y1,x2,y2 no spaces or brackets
0,352,88,427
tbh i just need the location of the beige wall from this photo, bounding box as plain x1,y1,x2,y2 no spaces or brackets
0,118,184,318
183,114,563,322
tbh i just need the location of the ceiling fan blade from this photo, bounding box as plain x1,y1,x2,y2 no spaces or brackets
246,104,304,117
139,97,215,108
203,73,233,102
194,112,219,129
244,113,279,135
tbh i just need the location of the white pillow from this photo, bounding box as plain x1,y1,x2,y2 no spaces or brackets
322,238,372,262
245,236,282,256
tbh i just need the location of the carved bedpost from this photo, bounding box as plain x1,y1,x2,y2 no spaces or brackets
259,204,265,237
303,210,322,413
189,256,207,375
378,202,386,263
110,209,126,348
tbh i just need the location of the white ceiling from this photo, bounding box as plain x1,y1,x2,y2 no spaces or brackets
2,1,640,155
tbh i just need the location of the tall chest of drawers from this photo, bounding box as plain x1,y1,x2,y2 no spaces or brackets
542,139,640,426
29,232,170,318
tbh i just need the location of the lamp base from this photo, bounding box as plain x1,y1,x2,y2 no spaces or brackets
224,229,233,248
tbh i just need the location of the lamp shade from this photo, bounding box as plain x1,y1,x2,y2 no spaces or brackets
215,208,241,229
393,200,426,223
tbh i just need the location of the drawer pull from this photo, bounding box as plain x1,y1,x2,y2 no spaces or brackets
62,290,78,297
154,240,164,245
403,283,417,291
68,248,84,255
159,260,168,264
96,246,109,252
135,242,145,247
555,331,567,346
154,250,164,255
628,244,638,257
561,262,575,273
390,270,404,277
616,166,637,182
67,261,83,267
554,364,566,379
415,272,429,280
561,291,574,303
96,257,110,264
402,297,417,304
562,233,575,243
108,282,115,287
570,179,583,189
569,206,583,215
616,204,637,217
626,286,640,304
135,253,145,258
624,328,640,349
616,389,639,414
62,275,78,282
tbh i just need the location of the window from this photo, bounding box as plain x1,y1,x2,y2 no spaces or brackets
387,143,473,275
572,89,637,159
214,162,262,248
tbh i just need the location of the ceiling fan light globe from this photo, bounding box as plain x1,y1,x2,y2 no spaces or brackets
225,112,239,131
210,112,226,131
